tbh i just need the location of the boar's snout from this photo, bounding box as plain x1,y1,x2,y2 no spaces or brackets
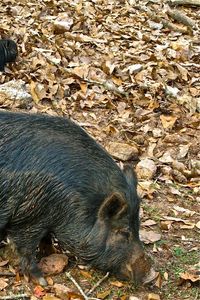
129,252,152,284
118,248,153,284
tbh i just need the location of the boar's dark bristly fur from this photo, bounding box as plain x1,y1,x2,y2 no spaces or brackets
0,40,18,71
0,110,152,285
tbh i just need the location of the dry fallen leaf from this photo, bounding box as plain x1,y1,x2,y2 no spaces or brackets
180,266,200,283
154,273,162,288
0,260,9,267
147,293,161,300
38,254,68,275
79,270,92,279
54,283,72,298
160,220,172,231
97,290,111,299
196,221,200,229
34,285,45,298
43,294,60,300
0,278,8,290
142,219,157,227
140,230,161,244
110,280,124,288
160,115,177,129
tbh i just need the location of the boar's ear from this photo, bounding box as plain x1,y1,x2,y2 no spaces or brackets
98,193,128,221
123,164,138,188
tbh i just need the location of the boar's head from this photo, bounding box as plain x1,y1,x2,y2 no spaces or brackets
80,166,153,284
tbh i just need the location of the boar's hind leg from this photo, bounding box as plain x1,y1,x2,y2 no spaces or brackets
10,227,48,286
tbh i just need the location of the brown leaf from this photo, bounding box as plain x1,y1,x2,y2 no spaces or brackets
71,66,89,79
160,115,177,129
30,81,40,103
147,293,161,300
97,290,111,299
79,270,92,279
196,221,200,229
140,230,161,244
160,221,172,231
0,278,8,290
180,266,200,283
0,260,9,267
43,295,61,300
155,273,162,288
54,283,71,299
34,286,45,298
79,82,87,95
68,291,84,300
141,219,157,227
110,281,124,287
38,254,68,275
53,13,73,34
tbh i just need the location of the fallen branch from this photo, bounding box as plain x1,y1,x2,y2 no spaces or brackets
65,272,99,300
87,272,109,295
0,294,29,300
139,6,188,33
82,78,128,96
0,272,15,277
168,0,200,6
38,51,128,97
162,19,188,33
167,8,196,28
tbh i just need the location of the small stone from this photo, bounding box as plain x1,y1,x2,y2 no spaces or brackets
136,159,157,180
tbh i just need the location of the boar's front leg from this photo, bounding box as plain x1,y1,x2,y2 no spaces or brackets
9,226,48,286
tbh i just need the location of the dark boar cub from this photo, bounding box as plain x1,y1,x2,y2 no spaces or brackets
0,39,18,71
0,110,152,286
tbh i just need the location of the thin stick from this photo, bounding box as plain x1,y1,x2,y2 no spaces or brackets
65,272,100,300
87,272,109,295
0,272,15,277
66,272,89,300
0,294,29,300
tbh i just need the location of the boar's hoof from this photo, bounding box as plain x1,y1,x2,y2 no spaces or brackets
37,277,48,286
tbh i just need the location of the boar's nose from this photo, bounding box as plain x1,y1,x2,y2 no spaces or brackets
126,252,153,284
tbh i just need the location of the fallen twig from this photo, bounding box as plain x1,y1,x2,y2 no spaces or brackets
87,272,109,295
35,50,128,97
0,294,29,300
0,272,15,277
139,6,188,33
168,0,200,6
167,8,196,28
66,272,100,300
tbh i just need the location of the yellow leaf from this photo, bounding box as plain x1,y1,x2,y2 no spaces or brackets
160,115,177,129
30,81,40,103
79,82,87,95
97,290,111,299
196,221,200,229
80,270,92,278
110,281,124,287
43,295,60,300
112,76,122,86
147,293,161,300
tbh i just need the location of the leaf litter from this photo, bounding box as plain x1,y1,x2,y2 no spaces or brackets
0,0,200,299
